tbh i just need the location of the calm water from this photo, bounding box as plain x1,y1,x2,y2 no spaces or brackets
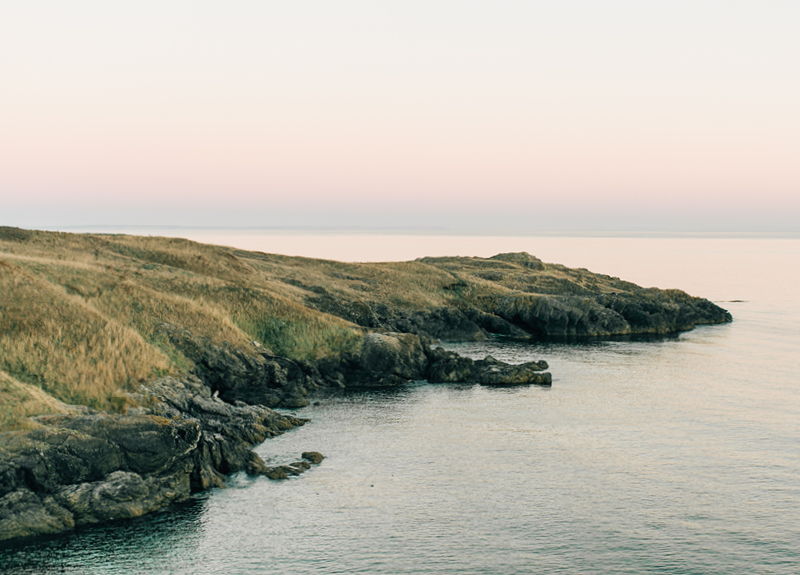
3,235,800,574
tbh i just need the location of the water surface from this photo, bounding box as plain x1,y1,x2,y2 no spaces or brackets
3,235,799,574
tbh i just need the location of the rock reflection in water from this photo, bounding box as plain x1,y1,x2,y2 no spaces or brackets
0,496,207,574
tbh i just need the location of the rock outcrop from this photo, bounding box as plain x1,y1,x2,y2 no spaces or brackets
0,375,307,542
158,323,319,409
306,289,731,343
298,252,733,342
160,322,550,394
486,289,732,338
426,347,551,386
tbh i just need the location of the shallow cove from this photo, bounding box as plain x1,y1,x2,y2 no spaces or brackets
3,235,799,574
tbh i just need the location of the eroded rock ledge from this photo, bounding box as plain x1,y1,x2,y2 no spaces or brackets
0,376,309,542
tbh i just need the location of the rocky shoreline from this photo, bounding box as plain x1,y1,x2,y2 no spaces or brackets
0,328,552,543
1,290,731,543
306,252,733,341
0,231,734,544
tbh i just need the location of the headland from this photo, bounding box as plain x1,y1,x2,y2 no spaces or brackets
0,227,731,542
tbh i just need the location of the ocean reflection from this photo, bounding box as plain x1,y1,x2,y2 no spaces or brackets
1,496,208,575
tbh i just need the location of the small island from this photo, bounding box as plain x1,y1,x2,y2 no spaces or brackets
0,227,731,542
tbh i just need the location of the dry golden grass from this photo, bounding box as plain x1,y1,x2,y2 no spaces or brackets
0,227,641,430
0,370,74,431
0,229,370,428
0,259,173,410
0,371,71,431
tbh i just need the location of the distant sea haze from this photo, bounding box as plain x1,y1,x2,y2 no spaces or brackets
4,234,799,574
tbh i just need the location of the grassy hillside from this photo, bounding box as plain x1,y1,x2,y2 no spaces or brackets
0,228,365,427
0,227,688,431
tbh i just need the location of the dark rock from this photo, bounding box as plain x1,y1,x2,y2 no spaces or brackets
245,454,316,480
0,462,27,499
474,356,552,386
286,461,312,474
244,452,271,476
289,251,731,341
157,323,302,408
0,374,308,542
426,349,551,387
426,349,476,383
2,427,123,492
54,470,192,526
464,308,531,338
264,467,288,480
356,332,428,382
301,452,325,464
386,307,486,341
487,290,731,338
280,393,310,409
0,490,74,541
34,413,201,476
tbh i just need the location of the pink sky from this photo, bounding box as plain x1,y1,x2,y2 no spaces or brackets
2,1,799,231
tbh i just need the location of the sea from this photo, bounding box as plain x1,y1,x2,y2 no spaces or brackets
2,232,799,574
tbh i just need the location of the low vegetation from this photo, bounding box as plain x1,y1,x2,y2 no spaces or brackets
0,226,653,430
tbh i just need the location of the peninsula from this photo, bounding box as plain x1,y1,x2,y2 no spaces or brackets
0,227,731,542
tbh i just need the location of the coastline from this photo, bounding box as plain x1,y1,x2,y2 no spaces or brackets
0,228,731,543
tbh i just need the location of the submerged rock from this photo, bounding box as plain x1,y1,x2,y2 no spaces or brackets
301,451,325,464
245,452,322,480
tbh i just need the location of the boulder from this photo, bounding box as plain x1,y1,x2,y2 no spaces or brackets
358,332,427,381
34,413,201,476
475,356,552,386
301,451,325,464
245,452,320,480
0,490,74,541
54,470,192,525
426,348,552,387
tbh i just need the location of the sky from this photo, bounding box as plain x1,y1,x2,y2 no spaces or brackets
2,1,799,233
